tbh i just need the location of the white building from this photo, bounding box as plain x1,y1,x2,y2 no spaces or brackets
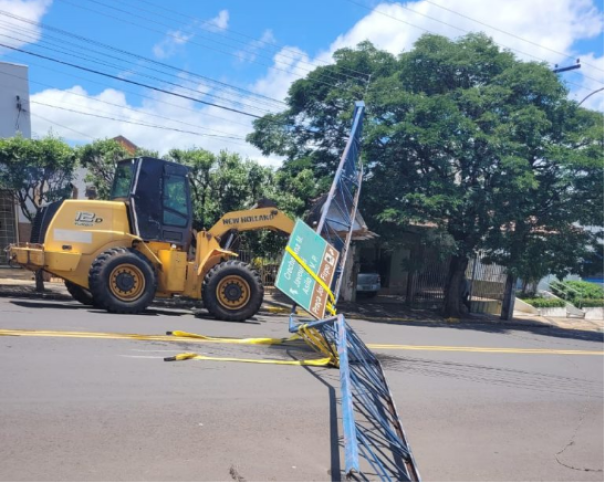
0,61,31,138
0,61,32,264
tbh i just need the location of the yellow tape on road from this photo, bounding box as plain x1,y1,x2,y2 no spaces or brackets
0,328,302,347
164,352,333,367
168,330,301,346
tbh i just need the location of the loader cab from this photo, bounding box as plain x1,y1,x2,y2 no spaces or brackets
110,157,192,247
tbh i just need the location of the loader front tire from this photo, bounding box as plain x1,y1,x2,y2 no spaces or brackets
65,280,96,306
89,248,157,314
202,261,263,321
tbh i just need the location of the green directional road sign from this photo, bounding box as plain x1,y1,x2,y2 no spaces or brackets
275,219,339,319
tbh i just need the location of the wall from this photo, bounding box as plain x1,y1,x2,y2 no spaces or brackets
0,62,31,139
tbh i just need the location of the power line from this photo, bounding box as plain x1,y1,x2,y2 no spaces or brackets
31,112,96,140
1,52,255,129
0,9,287,109
0,26,273,115
343,0,604,88
0,41,264,118
84,0,370,86
31,100,249,141
0,69,252,139
0,10,285,112
0,20,280,112
54,0,369,91
422,0,604,78
129,0,371,81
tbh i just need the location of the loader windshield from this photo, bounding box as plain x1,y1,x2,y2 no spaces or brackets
110,161,135,199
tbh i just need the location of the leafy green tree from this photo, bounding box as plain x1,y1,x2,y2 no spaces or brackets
248,34,604,317
165,147,320,255
77,139,131,200
0,135,77,221
0,135,77,290
77,139,158,199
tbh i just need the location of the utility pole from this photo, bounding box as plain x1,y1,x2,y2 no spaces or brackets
552,59,581,73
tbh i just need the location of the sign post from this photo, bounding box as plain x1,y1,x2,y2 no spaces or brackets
276,219,339,319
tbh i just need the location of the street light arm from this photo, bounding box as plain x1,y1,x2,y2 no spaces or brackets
578,87,604,107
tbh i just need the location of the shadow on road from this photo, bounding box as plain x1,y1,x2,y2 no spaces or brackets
377,353,604,399
358,316,604,344
9,300,191,318
299,362,343,483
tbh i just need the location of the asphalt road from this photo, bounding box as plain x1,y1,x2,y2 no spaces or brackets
0,297,602,482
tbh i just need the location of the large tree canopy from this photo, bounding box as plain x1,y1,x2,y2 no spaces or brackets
0,135,76,222
248,34,604,317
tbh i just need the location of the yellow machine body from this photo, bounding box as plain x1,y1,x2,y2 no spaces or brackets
9,202,294,301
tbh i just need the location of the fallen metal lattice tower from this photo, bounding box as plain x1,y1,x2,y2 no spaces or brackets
289,101,421,481
294,315,421,482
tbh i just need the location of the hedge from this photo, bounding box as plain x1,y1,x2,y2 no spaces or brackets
576,299,604,309
550,280,604,302
521,298,566,308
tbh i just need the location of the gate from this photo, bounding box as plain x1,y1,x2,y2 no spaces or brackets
0,190,18,265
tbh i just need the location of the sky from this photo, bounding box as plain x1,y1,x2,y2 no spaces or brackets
0,0,603,165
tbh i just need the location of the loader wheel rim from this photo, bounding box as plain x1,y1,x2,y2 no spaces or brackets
109,264,145,301
217,275,250,310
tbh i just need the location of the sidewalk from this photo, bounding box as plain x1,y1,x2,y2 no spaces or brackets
262,291,604,333
1,268,603,333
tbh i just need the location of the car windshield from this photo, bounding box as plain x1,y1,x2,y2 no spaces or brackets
110,161,135,199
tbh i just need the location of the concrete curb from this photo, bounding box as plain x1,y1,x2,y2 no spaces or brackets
0,290,73,301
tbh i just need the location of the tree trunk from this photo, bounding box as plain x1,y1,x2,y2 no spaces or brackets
443,255,469,318
34,270,44,293
405,270,417,306
500,273,516,320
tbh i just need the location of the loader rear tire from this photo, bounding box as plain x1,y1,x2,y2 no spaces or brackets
202,260,263,321
64,280,96,306
88,247,157,314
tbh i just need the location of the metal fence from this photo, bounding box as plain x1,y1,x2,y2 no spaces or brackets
407,253,507,306
237,250,283,292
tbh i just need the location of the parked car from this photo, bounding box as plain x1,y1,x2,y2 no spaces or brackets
356,272,381,298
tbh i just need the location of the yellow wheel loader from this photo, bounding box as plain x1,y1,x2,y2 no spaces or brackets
8,157,294,320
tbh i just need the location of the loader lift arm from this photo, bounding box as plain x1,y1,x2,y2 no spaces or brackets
207,207,295,240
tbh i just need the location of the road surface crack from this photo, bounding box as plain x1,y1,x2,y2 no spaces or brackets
555,405,603,473
229,465,246,482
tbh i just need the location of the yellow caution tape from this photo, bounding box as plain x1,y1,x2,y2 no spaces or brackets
164,352,333,367
168,330,301,346
297,324,339,367
285,246,337,316
0,328,303,347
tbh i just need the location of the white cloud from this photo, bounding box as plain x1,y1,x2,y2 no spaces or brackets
327,0,603,64
251,46,314,102
30,84,283,166
0,0,52,54
207,10,229,32
152,29,194,59
27,0,605,167
249,0,604,110
152,10,229,59
235,29,276,63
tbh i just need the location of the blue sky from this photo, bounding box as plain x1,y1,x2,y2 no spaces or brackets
0,0,603,162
